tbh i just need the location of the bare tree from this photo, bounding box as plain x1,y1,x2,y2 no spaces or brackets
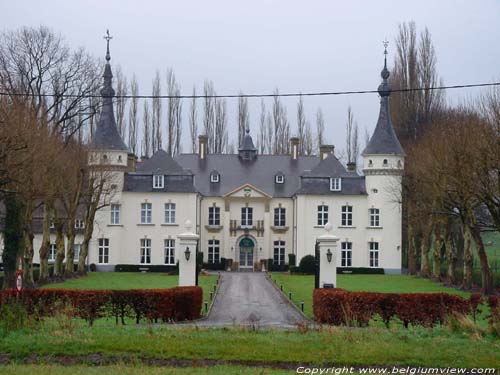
128,75,139,154
114,65,128,138
203,80,216,153
238,93,250,147
152,71,162,152
142,101,151,158
189,86,198,153
272,89,290,154
316,108,325,151
297,96,306,154
166,69,182,155
303,121,313,155
345,106,360,164
258,99,267,154
214,98,228,154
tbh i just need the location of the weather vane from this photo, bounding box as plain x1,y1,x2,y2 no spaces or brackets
383,39,389,54
104,29,112,61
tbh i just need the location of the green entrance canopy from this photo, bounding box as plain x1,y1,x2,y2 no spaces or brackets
239,237,255,247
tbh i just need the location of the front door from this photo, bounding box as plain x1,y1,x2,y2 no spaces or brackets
239,246,254,269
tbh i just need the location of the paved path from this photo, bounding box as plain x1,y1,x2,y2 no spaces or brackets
202,272,309,328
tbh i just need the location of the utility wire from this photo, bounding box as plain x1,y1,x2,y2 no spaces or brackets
0,82,499,99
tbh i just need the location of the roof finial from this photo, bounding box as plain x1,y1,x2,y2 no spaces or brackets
378,39,391,96
245,124,250,134
383,38,389,70
104,29,112,62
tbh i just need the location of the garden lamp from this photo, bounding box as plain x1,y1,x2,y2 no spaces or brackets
184,247,191,261
326,249,333,263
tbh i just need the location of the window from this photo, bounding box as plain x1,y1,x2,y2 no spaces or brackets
164,203,176,224
341,242,352,267
369,242,379,267
49,220,55,229
369,208,380,227
383,159,388,167
208,239,220,263
153,175,164,189
241,207,253,227
141,202,152,224
330,177,342,191
48,244,56,262
140,238,151,264
368,160,373,167
208,206,220,226
164,239,175,265
75,219,85,229
210,172,220,183
98,238,109,264
274,207,286,227
74,244,80,261
341,205,353,226
110,204,120,225
317,205,329,226
275,174,285,184
397,160,402,168
273,240,286,265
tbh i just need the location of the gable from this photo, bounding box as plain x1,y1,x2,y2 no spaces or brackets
223,184,272,199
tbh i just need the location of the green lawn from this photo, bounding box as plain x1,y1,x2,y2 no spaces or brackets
43,272,218,310
1,324,498,368
269,274,470,318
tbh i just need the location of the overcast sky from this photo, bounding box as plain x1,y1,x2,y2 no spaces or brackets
1,0,499,155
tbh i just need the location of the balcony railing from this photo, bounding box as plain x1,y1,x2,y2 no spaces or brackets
229,220,265,236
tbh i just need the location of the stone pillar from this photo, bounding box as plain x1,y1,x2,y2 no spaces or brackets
317,222,339,288
177,219,200,286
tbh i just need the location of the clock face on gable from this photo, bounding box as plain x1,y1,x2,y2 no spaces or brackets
243,187,252,197
224,184,271,199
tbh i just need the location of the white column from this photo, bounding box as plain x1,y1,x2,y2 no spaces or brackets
317,222,339,288
177,219,200,287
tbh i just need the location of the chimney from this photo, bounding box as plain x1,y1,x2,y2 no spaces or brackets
319,144,335,161
127,152,137,172
346,161,356,172
198,135,208,159
290,137,299,160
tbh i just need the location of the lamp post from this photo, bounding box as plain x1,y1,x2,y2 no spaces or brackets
326,249,333,263
184,247,191,262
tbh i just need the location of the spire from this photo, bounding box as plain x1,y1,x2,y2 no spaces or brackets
362,41,405,156
90,30,128,152
239,126,257,160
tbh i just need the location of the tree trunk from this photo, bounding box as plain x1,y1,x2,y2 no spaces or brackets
470,225,492,294
22,202,35,288
407,224,417,275
445,235,455,284
38,202,51,284
462,226,473,290
53,209,66,277
2,194,23,289
65,169,84,275
65,225,76,275
432,224,443,280
419,222,433,278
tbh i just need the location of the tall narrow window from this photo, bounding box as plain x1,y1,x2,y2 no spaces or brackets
241,207,253,227
208,206,220,226
341,205,353,226
164,203,176,224
208,239,220,264
274,207,286,227
273,240,286,265
140,238,151,264
153,175,164,189
141,202,152,224
164,239,175,265
369,208,380,227
110,204,120,225
48,244,57,262
341,242,352,267
330,177,342,191
317,205,329,226
98,238,109,264
74,244,81,261
369,242,379,267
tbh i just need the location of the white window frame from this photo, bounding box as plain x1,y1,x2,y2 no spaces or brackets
341,205,353,227
48,244,57,262
74,219,85,229
208,239,220,264
369,241,379,267
274,207,286,227
210,173,220,183
164,239,175,265
141,202,152,224
317,205,329,226
153,175,164,189
341,242,352,267
208,206,220,226
140,238,151,264
98,238,109,264
275,174,285,184
49,220,55,229
369,208,380,227
273,240,286,265
330,177,342,191
74,243,81,261
241,207,253,227
164,203,176,224
110,204,120,225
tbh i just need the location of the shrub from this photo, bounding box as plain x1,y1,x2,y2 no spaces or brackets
267,259,289,272
0,301,28,335
115,264,177,273
313,289,471,328
288,254,296,266
203,258,226,271
337,267,384,275
89,263,97,272
487,296,500,337
298,255,316,274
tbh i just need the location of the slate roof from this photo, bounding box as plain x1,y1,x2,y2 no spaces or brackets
175,153,320,197
302,154,357,178
136,149,191,175
296,177,367,195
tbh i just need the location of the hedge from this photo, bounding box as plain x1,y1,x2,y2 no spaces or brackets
115,264,178,273
313,288,475,328
267,259,289,272
203,258,227,271
0,286,202,326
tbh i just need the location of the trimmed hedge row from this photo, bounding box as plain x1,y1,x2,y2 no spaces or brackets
114,264,178,273
0,287,202,326
313,288,477,328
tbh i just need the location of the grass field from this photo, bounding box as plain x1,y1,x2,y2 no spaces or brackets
269,274,470,318
43,272,218,309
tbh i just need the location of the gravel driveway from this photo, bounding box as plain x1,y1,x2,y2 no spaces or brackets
202,272,309,328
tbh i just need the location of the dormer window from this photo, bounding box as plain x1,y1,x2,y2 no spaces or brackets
330,177,342,191
383,159,388,167
210,171,220,183
275,174,285,184
153,175,164,189
368,160,373,167
397,160,402,169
